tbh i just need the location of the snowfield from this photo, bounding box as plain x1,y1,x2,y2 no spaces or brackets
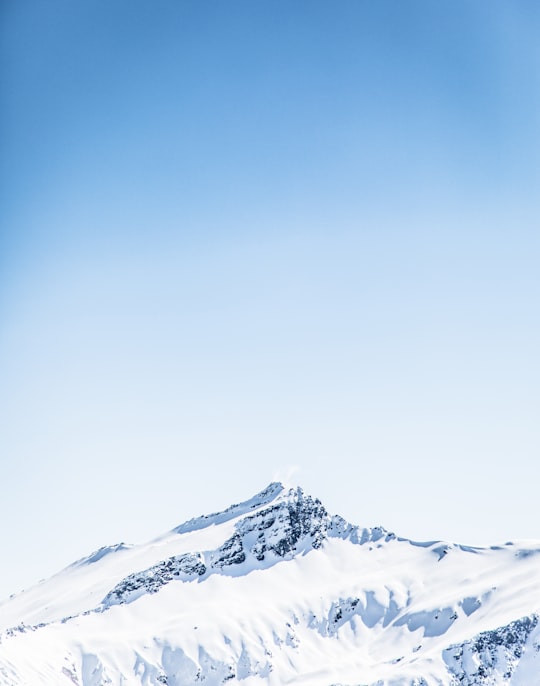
1,483,540,685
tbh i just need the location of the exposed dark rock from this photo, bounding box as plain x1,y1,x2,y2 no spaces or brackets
443,614,538,684
103,553,206,605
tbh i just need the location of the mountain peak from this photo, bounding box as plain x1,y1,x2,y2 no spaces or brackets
105,483,330,606
3,482,540,685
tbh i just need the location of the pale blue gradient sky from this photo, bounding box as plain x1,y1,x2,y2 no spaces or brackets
1,1,539,599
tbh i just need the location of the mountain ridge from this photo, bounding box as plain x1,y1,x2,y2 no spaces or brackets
1,482,539,685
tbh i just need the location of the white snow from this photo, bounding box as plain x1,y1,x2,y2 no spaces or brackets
0,483,539,686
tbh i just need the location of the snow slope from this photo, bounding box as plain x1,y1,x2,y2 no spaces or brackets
1,483,540,685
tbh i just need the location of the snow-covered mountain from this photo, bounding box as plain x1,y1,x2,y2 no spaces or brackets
1,482,540,685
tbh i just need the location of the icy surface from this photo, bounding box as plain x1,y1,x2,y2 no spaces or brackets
1,483,540,685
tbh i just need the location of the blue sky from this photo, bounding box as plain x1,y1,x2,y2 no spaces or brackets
1,1,539,599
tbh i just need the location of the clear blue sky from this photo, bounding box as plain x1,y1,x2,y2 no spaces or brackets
1,1,539,600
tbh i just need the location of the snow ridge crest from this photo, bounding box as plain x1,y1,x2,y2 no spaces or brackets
171,481,285,535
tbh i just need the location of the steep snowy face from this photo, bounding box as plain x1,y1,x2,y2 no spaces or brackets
102,485,397,608
1,482,540,686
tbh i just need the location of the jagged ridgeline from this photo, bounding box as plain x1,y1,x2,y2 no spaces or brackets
1,483,540,685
